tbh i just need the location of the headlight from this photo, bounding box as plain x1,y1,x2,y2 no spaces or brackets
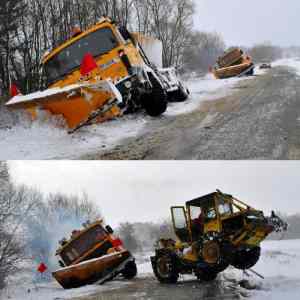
124,81,132,89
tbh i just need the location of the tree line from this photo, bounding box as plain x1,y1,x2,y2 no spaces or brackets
0,0,229,97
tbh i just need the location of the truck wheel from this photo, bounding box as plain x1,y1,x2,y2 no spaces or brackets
142,73,167,116
152,252,178,284
231,246,261,270
122,260,137,279
143,91,167,116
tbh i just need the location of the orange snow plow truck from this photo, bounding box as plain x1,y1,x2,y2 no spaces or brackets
52,220,137,289
6,17,188,133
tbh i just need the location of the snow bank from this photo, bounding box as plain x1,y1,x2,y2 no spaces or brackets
0,114,146,160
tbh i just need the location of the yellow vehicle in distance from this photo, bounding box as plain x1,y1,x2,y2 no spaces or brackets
151,190,287,283
6,17,188,133
211,47,255,79
52,220,137,289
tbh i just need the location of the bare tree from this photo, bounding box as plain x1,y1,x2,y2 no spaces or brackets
0,164,39,289
248,43,283,63
182,30,225,74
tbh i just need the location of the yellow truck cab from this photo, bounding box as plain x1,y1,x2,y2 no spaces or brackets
52,220,137,289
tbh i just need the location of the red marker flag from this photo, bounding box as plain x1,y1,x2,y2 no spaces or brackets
80,53,98,76
111,238,123,248
10,83,21,97
37,262,47,274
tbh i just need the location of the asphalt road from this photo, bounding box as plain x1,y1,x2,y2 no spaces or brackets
73,274,251,300
82,66,300,160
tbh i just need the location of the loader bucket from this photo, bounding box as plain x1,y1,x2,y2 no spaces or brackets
52,250,132,289
5,80,123,130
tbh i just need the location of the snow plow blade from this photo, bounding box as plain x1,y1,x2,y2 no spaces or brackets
5,80,123,131
52,250,132,289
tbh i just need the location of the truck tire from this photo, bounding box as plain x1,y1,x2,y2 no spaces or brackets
152,252,179,284
142,73,167,117
122,260,137,279
231,246,261,270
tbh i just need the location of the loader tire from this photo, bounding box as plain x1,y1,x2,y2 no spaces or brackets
152,252,179,284
142,73,167,117
231,246,261,270
122,260,137,279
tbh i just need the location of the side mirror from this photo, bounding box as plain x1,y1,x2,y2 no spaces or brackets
106,225,114,234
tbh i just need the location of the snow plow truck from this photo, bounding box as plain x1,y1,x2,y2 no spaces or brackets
211,48,255,79
52,219,137,289
6,17,188,133
151,190,287,283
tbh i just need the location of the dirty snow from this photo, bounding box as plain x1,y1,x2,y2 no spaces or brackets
0,69,266,160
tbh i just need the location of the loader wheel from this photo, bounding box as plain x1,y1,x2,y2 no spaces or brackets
153,252,178,284
231,246,261,270
142,73,167,117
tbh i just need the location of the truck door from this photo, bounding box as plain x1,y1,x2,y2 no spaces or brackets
171,207,190,243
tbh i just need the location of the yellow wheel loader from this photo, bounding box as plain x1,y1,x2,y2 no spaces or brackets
151,190,287,283
6,17,189,133
52,220,137,289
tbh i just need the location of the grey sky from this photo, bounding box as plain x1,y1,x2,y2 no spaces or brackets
9,161,300,227
194,0,299,47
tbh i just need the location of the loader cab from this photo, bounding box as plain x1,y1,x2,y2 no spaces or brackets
171,191,261,243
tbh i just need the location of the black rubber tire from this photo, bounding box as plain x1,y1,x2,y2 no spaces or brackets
152,252,179,284
142,73,167,117
197,270,218,282
231,246,261,270
122,260,138,279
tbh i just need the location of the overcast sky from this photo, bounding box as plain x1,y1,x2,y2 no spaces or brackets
8,161,300,227
194,0,299,47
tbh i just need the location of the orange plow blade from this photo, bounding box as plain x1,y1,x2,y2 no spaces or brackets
52,250,132,289
6,80,123,131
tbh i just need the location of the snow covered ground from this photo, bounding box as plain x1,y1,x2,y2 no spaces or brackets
2,239,300,300
273,57,300,76
0,72,254,160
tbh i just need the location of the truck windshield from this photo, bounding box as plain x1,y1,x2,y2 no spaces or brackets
43,27,119,86
61,225,107,265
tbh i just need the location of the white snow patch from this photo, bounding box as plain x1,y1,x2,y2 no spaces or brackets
223,239,300,299
165,73,246,116
273,58,300,76
0,114,146,160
